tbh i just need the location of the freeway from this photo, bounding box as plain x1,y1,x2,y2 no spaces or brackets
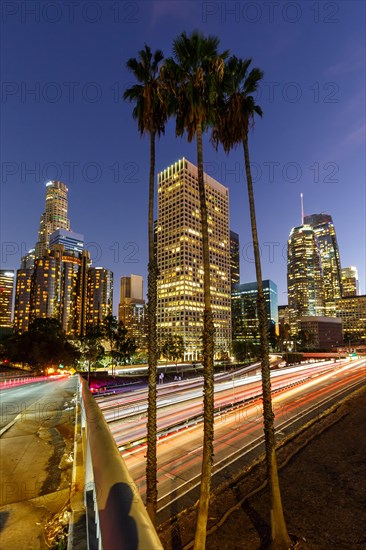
96,358,365,520
97,360,349,446
0,375,73,432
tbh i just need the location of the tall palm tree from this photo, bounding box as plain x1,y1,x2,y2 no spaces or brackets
124,45,166,524
162,31,227,548
213,56,291,549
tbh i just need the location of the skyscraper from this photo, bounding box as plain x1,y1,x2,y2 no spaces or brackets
28,245,91,335
230,230,240,289
304,213,342,315
341,266,359,297
232,280,278,347
35,181,71,258
86,267,113,327
157,158,231,361
0,270,15,329
49,229,84,255
118,275,146,350
14,269,33,333
287,225,325,333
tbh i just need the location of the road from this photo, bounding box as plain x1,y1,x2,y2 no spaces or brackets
96,358,365,521
0,376,72,432
0,375,77,549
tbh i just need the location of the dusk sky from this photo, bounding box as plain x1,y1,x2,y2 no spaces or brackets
2,0,365,314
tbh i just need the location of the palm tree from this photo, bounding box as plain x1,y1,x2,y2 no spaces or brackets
124,45,167,524
162,31,227,547
213,56,291,549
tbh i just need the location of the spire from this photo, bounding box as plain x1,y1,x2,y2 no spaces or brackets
300,193,304,225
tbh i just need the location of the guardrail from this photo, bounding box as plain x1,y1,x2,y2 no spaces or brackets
78,376,163,550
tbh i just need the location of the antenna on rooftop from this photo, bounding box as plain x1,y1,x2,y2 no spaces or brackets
300,193,304,224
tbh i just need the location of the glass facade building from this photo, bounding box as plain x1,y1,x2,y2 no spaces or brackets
232,280,278,345
49,229,84,255
287,225,325,333
303,213,342,316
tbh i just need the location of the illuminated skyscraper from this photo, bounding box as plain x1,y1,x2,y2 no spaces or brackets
118,275,146,350
29,245,91,335
232,280,278,348
287,225,325,333
341,266,359,297
35,181,71,258
304,213,342,315
14,269,33,333
49,229,84,255
86,268,113,327
157,158,231,361
230,230,240,289
0,270,15,329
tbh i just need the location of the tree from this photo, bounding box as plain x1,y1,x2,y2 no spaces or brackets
102,315,137,371
213,56,291,548
3,318,80,373
124,45,167,524
161,333,185,368
162,31,227,547
78,325,105,385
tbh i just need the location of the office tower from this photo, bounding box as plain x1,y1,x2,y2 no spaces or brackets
303,213,342,315
49,229,84,255
13,269,33,333
21,249,36,269
287,225,325,333
230,230,240,289
118,275,146,349
86,268,113,327
29,246,91,335
232,280,278,347
0,270,15,329
336,295,366,343
157,158,231,361
341,266,359,297
35,180,71,258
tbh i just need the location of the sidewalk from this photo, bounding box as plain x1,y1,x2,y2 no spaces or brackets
0,376,81,549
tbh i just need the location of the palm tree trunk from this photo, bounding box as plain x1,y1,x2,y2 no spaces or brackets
194,121,215,549
243,135,291,549
146,130,158,525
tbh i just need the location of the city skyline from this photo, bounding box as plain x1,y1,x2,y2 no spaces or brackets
2,1,365,314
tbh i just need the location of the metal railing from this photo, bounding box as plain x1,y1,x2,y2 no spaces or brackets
78,376,163,550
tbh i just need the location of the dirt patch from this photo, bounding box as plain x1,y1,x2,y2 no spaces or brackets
158,386,366,549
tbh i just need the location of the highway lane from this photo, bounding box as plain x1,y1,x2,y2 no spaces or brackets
97,360,350,447
0,375,75,432
112,359,364,518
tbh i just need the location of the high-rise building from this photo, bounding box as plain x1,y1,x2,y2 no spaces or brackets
21,249,36,269
336,295,366,343
304,213,342,315
118,275,146,349
341,266,359,297
86,268,113,327
0,270,15,329
49,229,84,255
232,280,278,346
14,269,33,333
230,230,240,289
29,246,91,335
287,225,325,333
35,180,71,258
157,158,231,361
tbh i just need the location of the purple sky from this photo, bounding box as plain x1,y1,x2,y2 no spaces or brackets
1,1,365,314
